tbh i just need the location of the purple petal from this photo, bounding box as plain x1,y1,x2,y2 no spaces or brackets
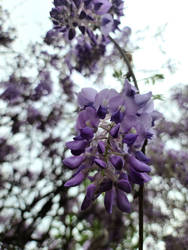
68,28,76,40
129,156,151,172
66,140,88,151
94,0,112,15
145,132,153,139
76,107,99,131
64,171,85,187
104,189,114,214
109,94,124,113
97,105,108,119
79,25,85,34
110,123,120,138
123,79,137,96
94,158,107,169
77,88,97,108
94,88,118,110
79,10,86,19
80,127,94,140
123,133,138,146
116,189,131,213
111,110,125,124
135,92,152,107
63,155,85,169
128,167,151,184
119,172,129,180
110,155,124,170
101,14,114,36
98,179,112,193
135,151,151,164
81,183,96,210
117,179,131,193
72,0,81,8
97,141,106,154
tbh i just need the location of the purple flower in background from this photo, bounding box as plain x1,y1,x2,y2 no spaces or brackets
75,38,106,73
48,0,124,42
0,138,14,163
63,80,158,213
32,71,52,100
1,85,21,103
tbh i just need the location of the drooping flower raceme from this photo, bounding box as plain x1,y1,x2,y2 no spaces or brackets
48,0,124,41
63,80,157,213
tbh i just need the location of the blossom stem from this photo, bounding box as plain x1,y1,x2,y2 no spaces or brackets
108,35,139,91
138,183,144,250
138,139,147,249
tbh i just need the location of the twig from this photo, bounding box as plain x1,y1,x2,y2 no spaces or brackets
108,35,139,91
138,184,144,250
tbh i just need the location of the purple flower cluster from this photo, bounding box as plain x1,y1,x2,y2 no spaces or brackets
48,0,124,42
63,80,156,213
74,37,106,73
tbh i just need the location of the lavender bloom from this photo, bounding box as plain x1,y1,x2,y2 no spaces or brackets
63,81,157,213
48,0,124,42
76,106,99,131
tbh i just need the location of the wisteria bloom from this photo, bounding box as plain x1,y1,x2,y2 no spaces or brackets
63,80,157,213
48,0,125,42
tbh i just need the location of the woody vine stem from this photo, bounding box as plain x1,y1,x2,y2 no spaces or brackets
109,35,144,250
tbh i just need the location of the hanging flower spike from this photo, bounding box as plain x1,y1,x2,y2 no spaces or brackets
49,0,125,42
63,80,157,212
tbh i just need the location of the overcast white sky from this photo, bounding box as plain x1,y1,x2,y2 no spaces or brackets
2,0,188,103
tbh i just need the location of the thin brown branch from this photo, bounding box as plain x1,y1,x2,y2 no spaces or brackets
108,35,139,91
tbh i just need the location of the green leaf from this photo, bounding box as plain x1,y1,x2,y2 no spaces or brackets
152,94,164,100
113,70,123,80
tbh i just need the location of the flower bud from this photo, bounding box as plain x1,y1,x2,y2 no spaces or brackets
63,155,85,169
81,183,96,210
64,172,85,187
